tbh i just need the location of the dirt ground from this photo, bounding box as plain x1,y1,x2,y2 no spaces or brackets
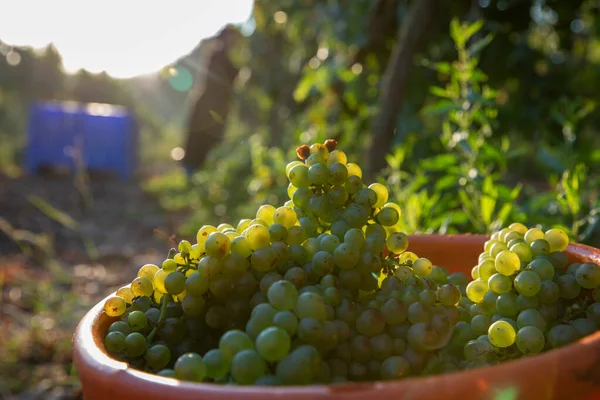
0,172,185,399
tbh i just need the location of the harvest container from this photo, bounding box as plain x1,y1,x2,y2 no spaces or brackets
73,234,600,400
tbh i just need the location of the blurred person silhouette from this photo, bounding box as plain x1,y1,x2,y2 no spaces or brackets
182,25,241,175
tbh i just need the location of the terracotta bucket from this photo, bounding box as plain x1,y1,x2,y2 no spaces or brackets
73,234,600,400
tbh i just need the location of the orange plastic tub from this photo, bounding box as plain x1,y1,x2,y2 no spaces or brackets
73,235,600,400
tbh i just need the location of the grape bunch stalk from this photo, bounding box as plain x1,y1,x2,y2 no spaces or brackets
101,139,600,385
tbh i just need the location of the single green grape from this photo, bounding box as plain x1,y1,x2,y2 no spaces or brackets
174,353,206,382
488,320,516,348
104,296,127,317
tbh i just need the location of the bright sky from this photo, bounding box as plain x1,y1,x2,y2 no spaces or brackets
1,0,254,78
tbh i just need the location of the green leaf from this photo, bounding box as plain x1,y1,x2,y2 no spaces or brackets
468,33,494,55
421,100,461,116
464,20,485,41
429,86,450,98
450,18,463,46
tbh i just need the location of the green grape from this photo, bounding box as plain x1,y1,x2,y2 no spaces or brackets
251,246,277,272
380,356,411,380
570,318,598,337
198,256,221,278
430,266,449,285
419,289,437,306
182,294,206,316
329,150,347,165
267,280,298,311
146,344,171,370
510,242,532,263
516,308,547,331
286,226,306,246
164,271,186,295
370,333,394,361
343,228,365,249
256,326,291,362
386,232,409,254
524,228,544,244
260,272,283,296
488,273,512,294
319,234,340,254
413,258,433,278
538,280,560,304
575,262,600,289
329,162,349,185
131,276,154,298
292,187,310,209
466,279,489,303
498,228,512,242
490,242,508,258
356,309,386,337
342,203,370,228
530,239,551,258
203,349,230,379
353,188,378,208
350,335,371,363
346,163,362,178
295,292,327,321
251,303,277,330
482,291,499,311
587,303,600,325
175,353,206,382
125,332,148,357
196,225,218,246
471,314,492,336
128,310,148,331
298,317,323,344
209,275,233,299
245,224,271,250
157,369,176,378
365,234,386,254
104,296,127,317
529,259,555,280
380,298,408,325
368,183,389,208
219,330,254,359
276,346,319,385
286,160,303,177
345,175,364,195
504,231,523,244
288,164,310,188
104,331,126,353
514,270,542,297
204,232,231,258
509,222,528,234
567,263,581,276
138,264,159,281
547,324,578,348
273,206,298,229
115,286,134,304
544,228,569,252
515,326,544,354
131,296,152,312
312,251,335,276
268,224,288,242
436,284,461,306
495,250,521,276
324,287,342,307
273,310,299,336
308,163,331,186
108,320,131,335
496,293,518,317
464,339,493,361
556,274,581,299
300,216,320,238
327,186,349,207
331,247,361,276
230,236,252,258
488,320,516,348
478,260,496,281
254,375,281,386
287,183,297,199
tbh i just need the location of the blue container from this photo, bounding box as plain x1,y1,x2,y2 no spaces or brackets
26,101,137,180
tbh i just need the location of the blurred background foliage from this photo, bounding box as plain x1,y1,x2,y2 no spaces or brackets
2,0,600,245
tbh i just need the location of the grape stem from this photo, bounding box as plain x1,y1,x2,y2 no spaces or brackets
146,293,172,344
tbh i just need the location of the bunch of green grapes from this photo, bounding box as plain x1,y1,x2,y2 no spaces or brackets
101,139,467,384
460,223,600,364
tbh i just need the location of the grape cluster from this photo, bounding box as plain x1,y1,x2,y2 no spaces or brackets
101,140,600,385
457,223,600,364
